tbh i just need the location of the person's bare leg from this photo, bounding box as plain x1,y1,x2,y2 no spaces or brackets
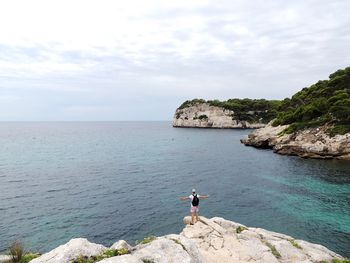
191,213,195,224
196,212,199,223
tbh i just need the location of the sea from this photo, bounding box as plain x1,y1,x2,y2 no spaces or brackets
0,122,349,257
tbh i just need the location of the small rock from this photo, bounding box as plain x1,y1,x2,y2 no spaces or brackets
183,216,192,225
110,240,132,251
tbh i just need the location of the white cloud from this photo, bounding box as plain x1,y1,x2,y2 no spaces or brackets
0,0,350,120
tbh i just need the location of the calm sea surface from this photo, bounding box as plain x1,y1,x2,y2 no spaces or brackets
0,122,349,256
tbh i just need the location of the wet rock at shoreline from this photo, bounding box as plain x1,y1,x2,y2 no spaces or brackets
241,123,350,160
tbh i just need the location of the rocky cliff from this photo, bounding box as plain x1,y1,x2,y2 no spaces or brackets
241,122,350,160
173,103,266,129
17,216,345,263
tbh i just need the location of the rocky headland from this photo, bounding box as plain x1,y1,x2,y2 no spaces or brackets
174,67,350,160
241,122,350,160
5,216,346,263
173,103,267,129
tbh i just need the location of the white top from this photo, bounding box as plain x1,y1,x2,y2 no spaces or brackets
189,194,200,207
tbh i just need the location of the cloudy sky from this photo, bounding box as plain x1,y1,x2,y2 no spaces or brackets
1,0,350,121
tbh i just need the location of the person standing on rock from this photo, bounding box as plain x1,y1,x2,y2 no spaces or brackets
180,189,209,225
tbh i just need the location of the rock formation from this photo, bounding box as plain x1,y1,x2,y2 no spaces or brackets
173,103,266,129
0,255,11,263
24,216,345,263
241,122,350,160
182,216,343,263
30,238,106,263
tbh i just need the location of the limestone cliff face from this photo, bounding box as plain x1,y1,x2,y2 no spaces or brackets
173,103,265,129
241,122,350,160
25,216,345,263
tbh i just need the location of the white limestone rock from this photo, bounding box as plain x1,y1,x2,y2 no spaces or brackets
0,255,12,263
241,122,350,159
99,235,205,263
173,103,266,129
27,217,345,263
110,240,132,251
30,238,106,263
180,216,344,263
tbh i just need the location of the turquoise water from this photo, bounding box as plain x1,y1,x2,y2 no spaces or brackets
0,122,349,256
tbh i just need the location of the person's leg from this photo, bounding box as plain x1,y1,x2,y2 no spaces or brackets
196,211,199,223
191,212,195,224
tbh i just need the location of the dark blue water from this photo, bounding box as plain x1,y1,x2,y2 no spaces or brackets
0,122,349,257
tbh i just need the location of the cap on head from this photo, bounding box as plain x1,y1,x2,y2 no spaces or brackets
192,188,196,193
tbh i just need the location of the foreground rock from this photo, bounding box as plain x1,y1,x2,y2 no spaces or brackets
182,216,343,263
241,123,350,160
30,238,106,263
99,235,204,263
0,255,11,263
30,235,203,263
173,103,265,129
28,216,345,263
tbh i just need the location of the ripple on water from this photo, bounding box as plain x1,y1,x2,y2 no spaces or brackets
0,122,349,257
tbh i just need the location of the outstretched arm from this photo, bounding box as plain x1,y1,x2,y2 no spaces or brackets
199,195,209,199
180,197,190,201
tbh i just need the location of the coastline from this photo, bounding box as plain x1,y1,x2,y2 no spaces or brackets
172,125,257,130
240,123,350,160
173,103,267,129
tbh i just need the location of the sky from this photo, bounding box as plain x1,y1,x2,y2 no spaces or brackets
0,0,350,121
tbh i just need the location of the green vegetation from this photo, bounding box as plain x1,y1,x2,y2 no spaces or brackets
236,226,248,233
142,259,155,263
272,67,350,136
331,259,350,263
6,241,40,263
289,239,302,249
265,241,281,259
328,124,350,137
72,248,130,263
136,236,156,245
18,253,40,263
193,114,208,120
178,67,350,135
178,99,206,109
319,260,350,263
175,112,182,119
9,241,24,263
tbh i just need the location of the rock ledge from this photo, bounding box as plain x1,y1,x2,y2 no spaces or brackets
19,217,345,263
241,123,350,160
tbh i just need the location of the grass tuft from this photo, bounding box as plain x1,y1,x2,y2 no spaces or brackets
19,253,40,263
136,236,156,245
265,241,281,259
332,259,350,263
6,241,40,263
71,248,130,263
9,241,24,263
236,226,248,234
289,239,302,249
